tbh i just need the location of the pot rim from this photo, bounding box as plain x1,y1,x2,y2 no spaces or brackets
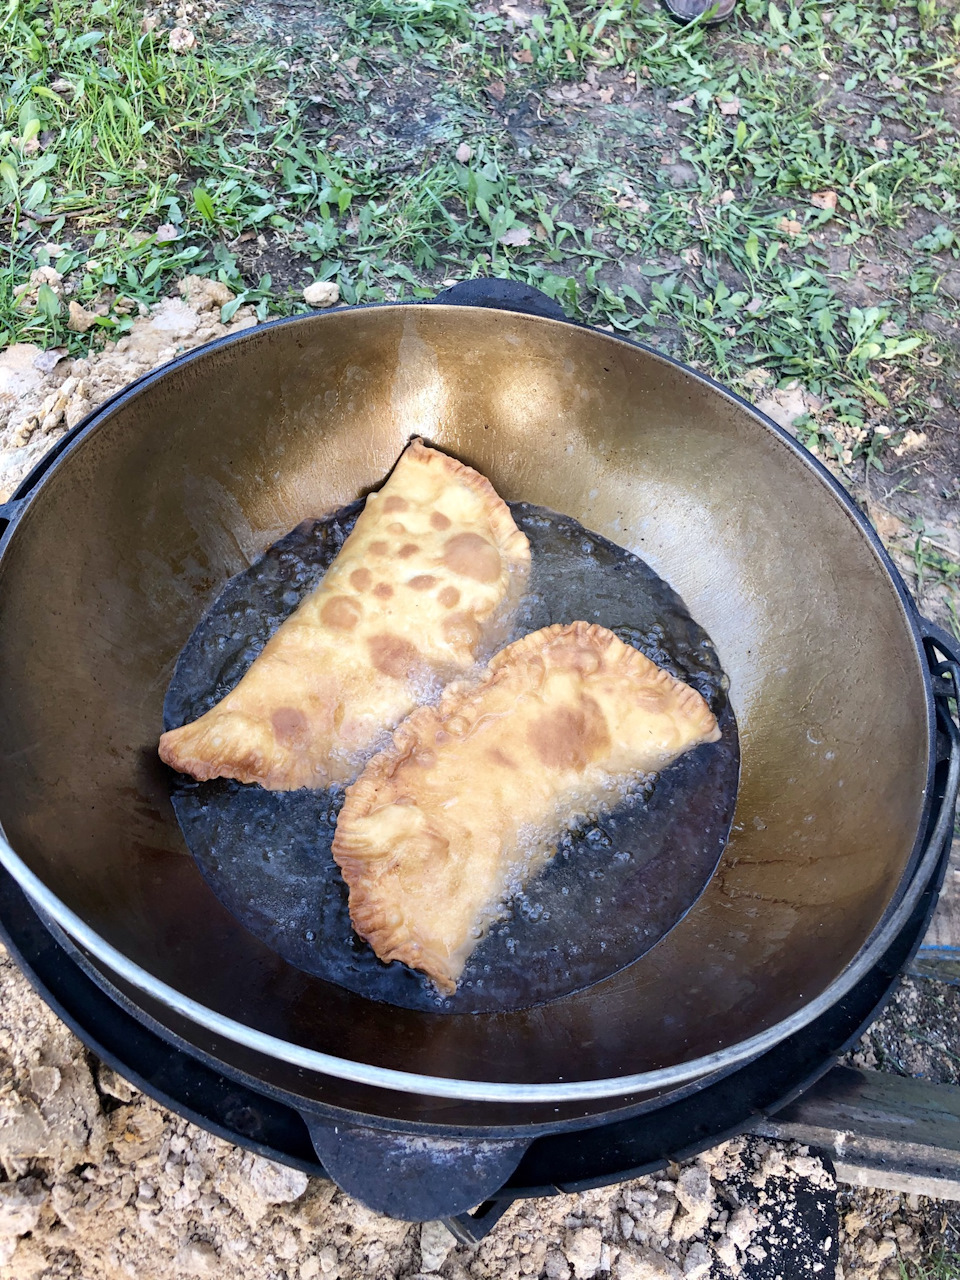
0,303,949,1103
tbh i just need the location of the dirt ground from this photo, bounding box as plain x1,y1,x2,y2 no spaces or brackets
0,279,959,1278
0,930,954,1280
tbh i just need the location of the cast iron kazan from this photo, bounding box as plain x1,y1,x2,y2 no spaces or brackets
0,280,956,1219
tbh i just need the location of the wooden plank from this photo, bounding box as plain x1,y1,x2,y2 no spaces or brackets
751,1065,960,1200
919,834,960,950
909,833,960,983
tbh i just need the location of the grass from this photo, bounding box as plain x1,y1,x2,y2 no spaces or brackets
903,1251,960,1280
1,0,959,558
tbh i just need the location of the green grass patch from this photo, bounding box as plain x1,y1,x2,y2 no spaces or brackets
903,1250,960,1280
2,0,959,474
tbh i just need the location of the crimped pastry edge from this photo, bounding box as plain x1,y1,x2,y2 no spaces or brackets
331,620,721,991
158,439,529,792
402,439,531,571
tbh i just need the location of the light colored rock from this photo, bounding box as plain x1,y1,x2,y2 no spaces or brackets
420,1220,456,1272
177,1239,219,1275
0,1094,51,1163
0,280,263,500
545,1250,572,1280
755,383,811,432
178,275,235,312
67,300,98,333
224,1152,309,1224
0,344,44,407
565,1225,604,1279
893,428,927,457
32,346,68,373
681,1242,710,1280
7,1235,47,1279
106,1102,166,1164
169,25,197,50
303,280,340,307
32,265,62,290
65,396,92,429
0,1177,47,1237
714,1237,738,1270
27,1065,60,1101
672,1167,713,1241
98,1064,138,1103
246,1154,309,1204
615,1245,684,1280
228,308,259,332
675,1167,711,1218
318,1243,339,1272
649,1191,677,1237
0,1039,102,1167
14,267,64,314
146,298,201,338
725,1206,761,1252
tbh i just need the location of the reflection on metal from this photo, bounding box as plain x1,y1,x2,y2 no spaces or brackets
0,298,953,1111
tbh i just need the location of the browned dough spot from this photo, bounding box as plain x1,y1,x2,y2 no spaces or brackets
369,541,388,556
430,511,451,531
408,575,438,590
551,637,602,678
350,568,373,592
374,583,394,599
442,612,481,650
442,531,501,583
383,496,408,513
320,595,362,631
398,543,420,559
271,706,309,746
387,522,407,535
368,634,421,680
527,695,612,773
438,585,461,608
487,746,516,769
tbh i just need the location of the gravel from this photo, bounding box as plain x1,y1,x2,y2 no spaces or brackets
0,920,950,1278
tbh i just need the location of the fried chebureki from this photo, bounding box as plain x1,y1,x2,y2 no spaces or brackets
159,441,530,790
332,621,722,993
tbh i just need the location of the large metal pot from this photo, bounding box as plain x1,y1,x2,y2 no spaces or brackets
0,280,956,1214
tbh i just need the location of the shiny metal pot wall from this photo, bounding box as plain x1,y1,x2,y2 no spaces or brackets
0,285,954,1128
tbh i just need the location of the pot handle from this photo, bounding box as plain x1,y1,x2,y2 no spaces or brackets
300,1112,528,1221
919,614,960,668
918,615,960,841
0,498,25,540
431,277,571,322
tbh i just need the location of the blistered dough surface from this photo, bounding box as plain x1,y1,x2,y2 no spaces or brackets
159,441,530,789
332,621,721,992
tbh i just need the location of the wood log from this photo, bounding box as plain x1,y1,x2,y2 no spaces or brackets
753,1065,960,1200
910,833,960,984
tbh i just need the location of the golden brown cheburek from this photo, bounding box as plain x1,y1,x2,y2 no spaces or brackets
332,621,722,993
158,441,530,790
